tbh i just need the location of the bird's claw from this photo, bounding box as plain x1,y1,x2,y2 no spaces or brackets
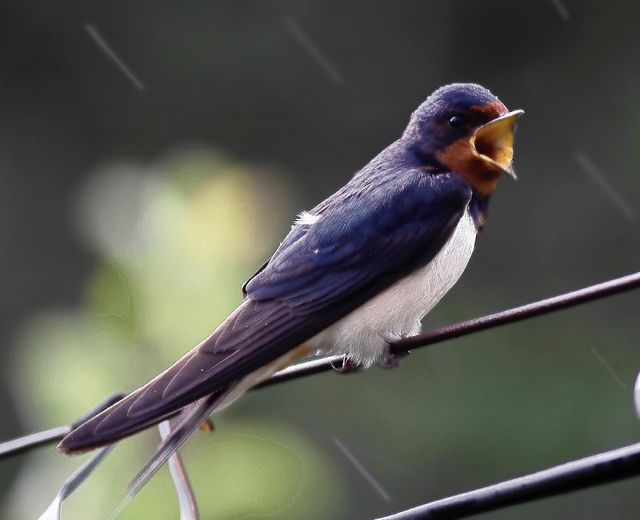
377,345,407,369
331,356,361,374
199,418,215,433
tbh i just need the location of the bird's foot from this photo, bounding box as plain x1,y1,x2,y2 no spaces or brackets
199,418,215,433
331,356,361,374
377,345,408,369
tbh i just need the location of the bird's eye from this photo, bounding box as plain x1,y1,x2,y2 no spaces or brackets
448,115,466,128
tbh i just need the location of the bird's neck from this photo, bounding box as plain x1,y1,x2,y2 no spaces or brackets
468,192,491,231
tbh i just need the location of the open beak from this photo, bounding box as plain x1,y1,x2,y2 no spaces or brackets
470,109,524,179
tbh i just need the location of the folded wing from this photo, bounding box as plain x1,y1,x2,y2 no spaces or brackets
59,171,471,453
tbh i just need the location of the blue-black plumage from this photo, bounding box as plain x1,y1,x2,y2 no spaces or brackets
58,83,523,483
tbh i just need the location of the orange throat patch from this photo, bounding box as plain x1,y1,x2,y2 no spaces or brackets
435,139,505,195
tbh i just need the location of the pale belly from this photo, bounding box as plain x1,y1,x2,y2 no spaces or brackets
309,209,477,365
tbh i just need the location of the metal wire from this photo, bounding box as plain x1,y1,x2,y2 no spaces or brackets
1,271,639,520
377,441,640,519
3,272,639,457
258,271,640,388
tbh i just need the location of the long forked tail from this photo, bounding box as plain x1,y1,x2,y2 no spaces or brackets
58,295,315,454
128,390,230,496
126,362,281,495
129,367,274,495
57,342,298,454
57,348,236,454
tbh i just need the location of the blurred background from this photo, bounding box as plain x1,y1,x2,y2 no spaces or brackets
0,1,639,518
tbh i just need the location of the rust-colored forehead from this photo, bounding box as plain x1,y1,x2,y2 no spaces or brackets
470,100,508,119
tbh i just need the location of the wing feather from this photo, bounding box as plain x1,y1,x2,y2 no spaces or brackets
59,171,471,453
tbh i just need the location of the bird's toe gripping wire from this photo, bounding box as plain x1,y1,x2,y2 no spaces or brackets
198,418,215,433
330,355,362,374
377,344,409,369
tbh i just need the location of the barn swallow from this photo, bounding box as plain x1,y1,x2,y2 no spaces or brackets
59,83,523,487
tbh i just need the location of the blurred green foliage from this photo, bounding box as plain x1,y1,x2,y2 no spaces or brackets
7,150,344,518
1,1,639,519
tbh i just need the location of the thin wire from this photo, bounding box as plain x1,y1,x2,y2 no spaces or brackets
376,440,640,519
40,445,115,520
158,421,199,520
0,426,71,458
0,393,126,460
258,271,640,388
2,271,639,457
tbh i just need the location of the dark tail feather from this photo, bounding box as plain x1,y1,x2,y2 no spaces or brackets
127,388,231,496
57,349,235,454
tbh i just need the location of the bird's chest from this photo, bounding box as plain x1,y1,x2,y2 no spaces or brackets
383,209,477,325
312,210,477,364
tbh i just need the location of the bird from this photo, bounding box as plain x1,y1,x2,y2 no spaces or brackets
58,82,523,491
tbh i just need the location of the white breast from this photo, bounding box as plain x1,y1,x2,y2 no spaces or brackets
310,209,477,365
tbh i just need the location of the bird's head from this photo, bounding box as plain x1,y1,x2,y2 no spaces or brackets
405,83,524,195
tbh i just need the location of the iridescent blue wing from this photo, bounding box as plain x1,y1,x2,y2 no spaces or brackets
59,171,471,452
